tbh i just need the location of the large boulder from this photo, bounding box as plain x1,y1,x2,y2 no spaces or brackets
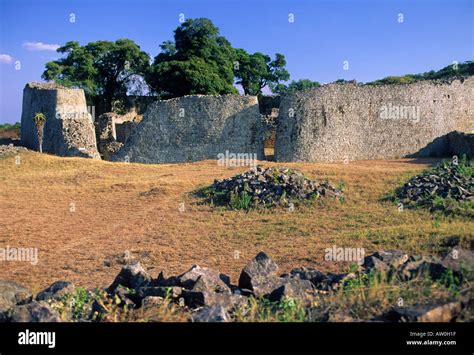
9,301,61,322
191,304,230,322
363,251,409,272
0,280,32,318
36,281,75,302
20,82,100,159
386,302,463,322
238,252,279,291
107,262,152,292
177,265,230,291
267,278,314,302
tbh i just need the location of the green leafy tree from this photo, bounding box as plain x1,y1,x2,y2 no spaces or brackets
42,39,150,111
270,79,320,94
146,18,237,98
366,61,474,85
234,50,290,95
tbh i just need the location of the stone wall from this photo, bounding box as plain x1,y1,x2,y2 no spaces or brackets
115,122,137,144
113,95,264,164
20,82,100,159
275,78,474,162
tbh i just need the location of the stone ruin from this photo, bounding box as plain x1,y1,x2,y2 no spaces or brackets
18,77,474,163
113,95,265,164
275,77,474,162
207,166,342,209
20,83,100,159
95,112,140,160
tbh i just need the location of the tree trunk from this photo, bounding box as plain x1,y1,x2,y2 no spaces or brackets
37,124,44,153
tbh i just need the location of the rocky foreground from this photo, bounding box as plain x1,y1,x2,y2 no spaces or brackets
0,248,472,323
207,166,343,209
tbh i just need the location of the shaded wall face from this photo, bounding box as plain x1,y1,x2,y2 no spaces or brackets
113,95,264,164
20,84,100,159
275,78,474,162
21,88,58,151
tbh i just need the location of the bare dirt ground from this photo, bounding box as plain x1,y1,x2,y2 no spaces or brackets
1,151,472,293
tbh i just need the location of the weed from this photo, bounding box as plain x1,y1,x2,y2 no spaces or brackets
229,191,252,210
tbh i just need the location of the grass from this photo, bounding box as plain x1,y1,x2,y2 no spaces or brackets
0,151,472,296
233,296,307,322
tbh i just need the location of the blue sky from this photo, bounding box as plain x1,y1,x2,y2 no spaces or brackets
0,0,472,123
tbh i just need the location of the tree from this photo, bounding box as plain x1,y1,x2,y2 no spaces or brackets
234,50,290,95
33,112,46,153
42,39,150,111
366,61,474,86
146,18,237,98
270,79,320,94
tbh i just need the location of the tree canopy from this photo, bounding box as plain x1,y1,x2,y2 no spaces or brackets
145,18,237,98
234,50,290,95
366,61,474,85
270,79,320,94
42,18,473,106
42,39,150,111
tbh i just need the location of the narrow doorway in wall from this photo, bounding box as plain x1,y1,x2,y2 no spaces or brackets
259,95,280,161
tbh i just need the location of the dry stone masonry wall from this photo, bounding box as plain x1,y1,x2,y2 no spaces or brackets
20,82,100,159
113,95,264,164
275,78,474,162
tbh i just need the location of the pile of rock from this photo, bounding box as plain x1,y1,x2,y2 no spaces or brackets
396,160,473,210
0,144,28,157
209,166,342,208
0,247,471,323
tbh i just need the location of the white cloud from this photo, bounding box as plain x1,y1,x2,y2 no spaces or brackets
23,42,60,51
0,54,13,64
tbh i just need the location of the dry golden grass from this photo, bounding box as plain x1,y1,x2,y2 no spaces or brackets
0,151,472,294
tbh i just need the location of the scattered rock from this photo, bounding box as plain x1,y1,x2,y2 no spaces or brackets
397,257,447,282
114,285,138,308
107,261,152,292
191,305,230,322
181,276,245,309
441,248,474,274
0,144,29,157
177,265,230,292
327,309,356,322
36,281,75,302
209,166,342,209
154,271,180,287
141,296,164,310
238,252,279,291
0,281,32,316
137,286,182,301
290,267,326,285
1,248,470,323
386,302,463,322
441,236,461,247
363,251,409,272
396,160,473,211
268,278,314,302
9,301,61,322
